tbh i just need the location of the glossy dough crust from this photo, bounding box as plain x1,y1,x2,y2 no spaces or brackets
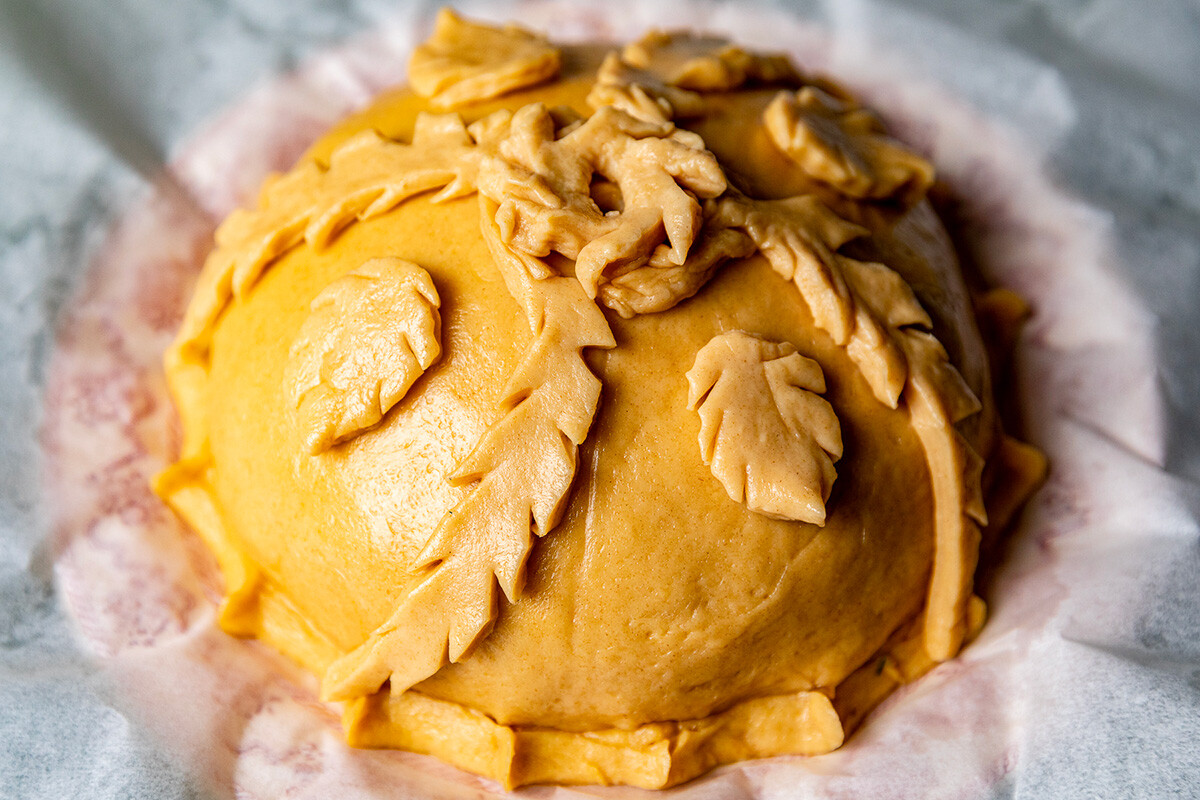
155,13,1044,790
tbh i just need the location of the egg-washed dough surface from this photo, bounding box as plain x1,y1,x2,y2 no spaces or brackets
155,12,1043,790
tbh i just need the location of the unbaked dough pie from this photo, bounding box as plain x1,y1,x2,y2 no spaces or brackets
155,10,1045,789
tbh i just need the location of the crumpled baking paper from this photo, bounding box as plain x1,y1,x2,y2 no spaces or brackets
20,0,1200,798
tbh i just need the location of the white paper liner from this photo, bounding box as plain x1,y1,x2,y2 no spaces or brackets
43,2,1171,798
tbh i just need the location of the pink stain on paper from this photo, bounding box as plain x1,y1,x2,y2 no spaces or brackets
41,3,1158,799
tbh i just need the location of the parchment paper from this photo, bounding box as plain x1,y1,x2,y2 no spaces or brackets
7,0,1200,798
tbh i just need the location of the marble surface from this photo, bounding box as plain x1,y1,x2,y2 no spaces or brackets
2,0,1199,798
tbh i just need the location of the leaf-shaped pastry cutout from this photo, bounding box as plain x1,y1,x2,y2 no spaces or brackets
621,30,802,91
286,257,441,453
899,327,987,661
838,255,933,406
712,192,867,346
713,191,942,409
687,331,842,524
175,114,478,360
598,223,755,318
320,199,615,703
409,9,561,110
577,114,726,282
586,52,708,125
585,32,801,126
473,103,726,302
764,87,935,207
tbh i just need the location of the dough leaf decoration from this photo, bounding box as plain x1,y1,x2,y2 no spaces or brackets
321,198,615,703
472,102,728,307
713,193,867,343
598,221,755,318
175,113,479,360
622,30,802,91
586,52,708,125
285,257,441,454
687,331,842,524
764,87,935,207
898,328,988,660
587,31,802,125
408,8,562,110
714,191,933,408
838,256,935,406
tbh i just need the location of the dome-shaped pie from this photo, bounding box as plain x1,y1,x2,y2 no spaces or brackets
156,11,1044,790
